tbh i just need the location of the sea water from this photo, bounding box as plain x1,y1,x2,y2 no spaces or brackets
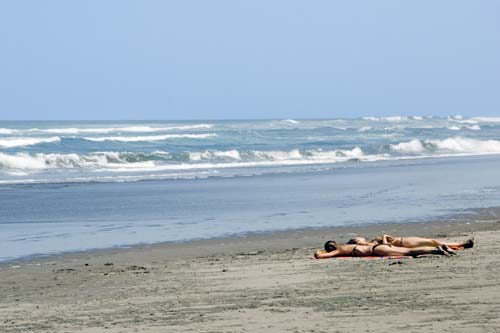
1,116,500,261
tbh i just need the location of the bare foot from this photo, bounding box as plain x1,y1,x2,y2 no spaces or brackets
463,237,474,249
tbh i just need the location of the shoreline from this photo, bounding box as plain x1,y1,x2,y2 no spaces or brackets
3,205,499,267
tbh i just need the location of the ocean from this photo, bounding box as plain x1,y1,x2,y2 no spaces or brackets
1,116,500,261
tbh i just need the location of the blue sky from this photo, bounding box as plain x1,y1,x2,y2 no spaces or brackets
1,1,499,120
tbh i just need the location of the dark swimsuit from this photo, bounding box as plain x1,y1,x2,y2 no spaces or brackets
351,243,384,257
371,243,384,256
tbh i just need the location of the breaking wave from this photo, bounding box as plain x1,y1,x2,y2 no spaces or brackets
471,117,500,123
362,116,424,122
0,148,387,173
82,133,217,142
282,119,300,124
0,124,213,135
390,137,500,155
0,136,61,148
0,128,19,135
34,124,213,134
2,118,500,184
4,137,500,174
446,125,481,131
0,151,164,171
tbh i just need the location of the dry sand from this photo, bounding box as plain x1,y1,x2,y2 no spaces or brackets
1,216,500,332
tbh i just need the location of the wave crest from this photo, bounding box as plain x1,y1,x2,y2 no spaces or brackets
82,133,217,142
390,137,500,155
0,147,384,173
0,128,19,135
0,136,61,148
0,152,162,171
34,124,213,134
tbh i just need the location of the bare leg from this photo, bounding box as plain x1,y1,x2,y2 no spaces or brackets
441,244,457,255
373,245,448,257
401,237,474,250
407,245,459,257
434,238,474,250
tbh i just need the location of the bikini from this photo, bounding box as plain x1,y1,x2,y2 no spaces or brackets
371,243,384,256
351,243,384,257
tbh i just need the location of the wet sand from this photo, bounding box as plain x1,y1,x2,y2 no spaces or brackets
1,215,500,332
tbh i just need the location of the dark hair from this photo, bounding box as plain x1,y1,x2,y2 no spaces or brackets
324,240,337,252
347,239,357,245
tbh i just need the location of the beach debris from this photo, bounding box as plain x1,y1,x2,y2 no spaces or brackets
235,250,265,256
104,262,114,266
126,265,147,270
53,268,76,273
124,265,149,274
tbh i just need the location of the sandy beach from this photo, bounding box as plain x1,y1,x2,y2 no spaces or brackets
1,213,500,333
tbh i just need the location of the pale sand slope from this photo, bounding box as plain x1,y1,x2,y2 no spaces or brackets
1,220,500,333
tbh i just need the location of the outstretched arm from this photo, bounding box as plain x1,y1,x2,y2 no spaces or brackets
314,249,340,259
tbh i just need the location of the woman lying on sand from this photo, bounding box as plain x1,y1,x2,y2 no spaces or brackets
314,241,456,259
347,235,474,250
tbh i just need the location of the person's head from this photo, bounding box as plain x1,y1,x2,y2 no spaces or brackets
347,237,367,245
324,240,337,252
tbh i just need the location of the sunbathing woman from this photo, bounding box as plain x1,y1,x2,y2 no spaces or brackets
347,235,474,250
314,240,456,259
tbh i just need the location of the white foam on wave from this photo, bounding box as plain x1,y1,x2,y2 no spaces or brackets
448,117,479,125
471,117,500,123
390,139,427,153
0,148,378,174
362,115,440,123
0,170,220,185
0,151,157,171
0,128,19,135
27,124,213,134
446,125,481,131
189,150,241,161
387,116,423,122
102,148,390,173
0,136,61,148
189,149,308,162
362,116,407,122
282,119,300,124
467,125,481,131
390,137,500,155
0,153,48,169
82,133,217,142
251,149,303,161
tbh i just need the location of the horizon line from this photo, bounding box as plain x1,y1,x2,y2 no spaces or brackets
0,115,475,122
